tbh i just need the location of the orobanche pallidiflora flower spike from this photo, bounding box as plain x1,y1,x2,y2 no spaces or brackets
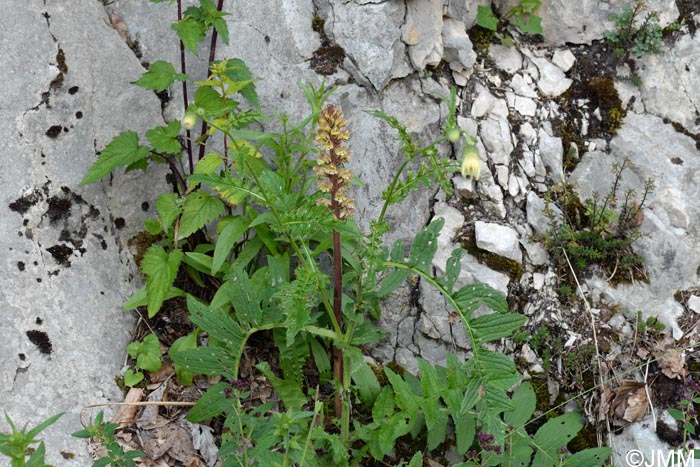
314,105,355,220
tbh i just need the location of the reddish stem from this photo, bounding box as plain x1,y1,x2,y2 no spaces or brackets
177,0,194,174
332,228,343,419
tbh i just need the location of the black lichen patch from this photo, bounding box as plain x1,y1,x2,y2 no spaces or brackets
75,111,83,119
93,233,108,250
18,353,26,361
46,196,72,223
35,317,43,325
141,201,150,212
68,86,79,95
17,261,25,271
45,125,63,138
46,244,73,266
26,330,52,355
114,217,126,229
9,190,42,214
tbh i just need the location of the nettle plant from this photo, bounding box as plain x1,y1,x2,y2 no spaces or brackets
477,0,543,45
80,1,611,465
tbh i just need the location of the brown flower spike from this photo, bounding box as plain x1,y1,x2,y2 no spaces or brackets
314,105,355,220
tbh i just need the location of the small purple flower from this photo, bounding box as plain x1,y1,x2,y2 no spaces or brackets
230,379,251,390
478,432,494,446
467,449,478,459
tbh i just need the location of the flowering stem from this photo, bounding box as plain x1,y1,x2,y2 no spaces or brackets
332,228,343,419
176,0,194,174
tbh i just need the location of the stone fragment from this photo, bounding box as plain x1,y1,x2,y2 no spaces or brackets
488,44,522,73
479,118,513,165
520,238,549,266
402,0,443,71
688,296,700,314
441,18,476,71
526,192,560,235
471,84,496,118
507,92,537,116
537,128,564,182
522,51,572,97
474,221,522,263
551,49,576,72
509,73,538,98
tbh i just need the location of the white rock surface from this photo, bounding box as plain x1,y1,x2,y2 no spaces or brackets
529,54,572,97
488,44,523,74
509,73,539,98
402,0,443,71
480,118,514,166
551,49,576,72
688,296,700,314
537,129,564,182
442,18,476,71
475,221,522,263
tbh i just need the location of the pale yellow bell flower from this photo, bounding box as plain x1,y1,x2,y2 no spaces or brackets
460,144,481,180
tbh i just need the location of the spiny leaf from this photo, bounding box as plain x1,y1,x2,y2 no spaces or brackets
132,60,187,92
141,246,183,317
179,189,225,238
81,131,149,185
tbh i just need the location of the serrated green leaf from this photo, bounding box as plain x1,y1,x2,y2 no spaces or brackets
194,153,222,175
504,382,536,427
81,131,150,185
172,17,205,54
143,218,162,235
471,313,526,345
418,359,445,399
212,216,249,275
194,86,225,113
477,5,499,30
454,283,509,317
156,192,182,232
532,412,583,466
562,447,612,467
179,189,225,238
377,269,410,298
385,368,420,417
478,351,520,387
146,120,182,155
352,361,381,407
409,218,442,271
426,407,448,451
372,386,395,421
460,377,482,415
124,369,144,387
132,60,187,92
455,413,476,455
172,346,238,378
169,330,199,385
224,58,259,110
123,285,185,310
141,246,183,317
257,362,306,411
187,382,229,422
127,333,162,372
444,248,465,292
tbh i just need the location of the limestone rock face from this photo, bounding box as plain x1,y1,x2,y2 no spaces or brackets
1,2,166,464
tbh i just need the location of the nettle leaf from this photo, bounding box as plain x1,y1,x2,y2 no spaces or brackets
172,17,205,54
127,333,162,372
81,131,149,185
132,60,187,92
194,153,222,175
513,15,543,35
471,312,526,345
146,120,182,155
504,382,536,428
179,189,225,238
141,246,184,317
169,330,199,385
194,86,226,114
156,192,182,232
477,5,499,31
532,412,583,467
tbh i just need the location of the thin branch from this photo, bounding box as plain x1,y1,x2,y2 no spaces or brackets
177,0,194,173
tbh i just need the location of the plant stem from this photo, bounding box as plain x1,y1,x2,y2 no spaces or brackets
332,229,343,420
177,0,194,174
197,0,226,162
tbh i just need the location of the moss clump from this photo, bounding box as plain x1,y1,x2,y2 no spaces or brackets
584,77,626,135
311,15,324,33
461,235,523,281
128,230,161,267
468,25,495,59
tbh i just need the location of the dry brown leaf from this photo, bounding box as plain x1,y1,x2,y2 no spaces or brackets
141,420,203,466
610,380,649,425
149,361,175,384
425,458,444,467
111,387,145,425
598,385,614,423
653,333,688,380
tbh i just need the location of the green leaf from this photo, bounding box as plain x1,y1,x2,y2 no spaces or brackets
308,337,331,381
26,413,64,440
127,333,162,372
179,189,225,238
123,369,144,387
224,58,260,110
426,408,448,451
504,382,536,427
169,330,199,385
212,216,249,275
372,386,395,421
668,408,684,421
471,313,526,345
513,15,543,35
194,153,222,175
352,361,381,407
532,412,583,467
173,345,238,379
194,86,225,114
123,285,185,310
141,246,183,317
519,0,542,14
454,413,476,456
146,120,182,155
81,131,149,185
172,17,205,54
562,447,611,467
156,192,182,232
377,269,410,298
143,218,162,235
477,5,499,31
132,60,186,92
187,382,229,422
257,362,306,411
409,219,442,271
26,441,47,467
454,283,508,318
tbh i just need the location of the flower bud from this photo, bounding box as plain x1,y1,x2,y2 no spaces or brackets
446,127,461,143
182,110,198,130
460,144,481,180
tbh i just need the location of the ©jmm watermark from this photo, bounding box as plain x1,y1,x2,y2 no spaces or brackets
625,449,696,467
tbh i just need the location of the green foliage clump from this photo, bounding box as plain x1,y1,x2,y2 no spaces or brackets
477,0,543,37
545,159,653,288
72,411,145,467
0,413,62,467
605,1,677,59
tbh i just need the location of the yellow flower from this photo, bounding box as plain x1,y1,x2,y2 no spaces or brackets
460,144,481,180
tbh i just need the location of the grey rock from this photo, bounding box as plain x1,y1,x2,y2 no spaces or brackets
332,0,407,90
471,84,496,118
509,73,538,98
445,0,491,28
526,191,560,235
571,113,700,339
402,0,443,71
496,165,509,189
521,238,549,266
507,92,537,117
638,34,700,133
489,99,510,120
442,18,477,71
480,118,514,166
537,129,564,182
1,1,167,464
688,296,700,314
489,44,523,74
551,49,576,72
519,122,538,146
610,413,679,467
478,166,507,219
475,221,522,263
527,53,572,97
